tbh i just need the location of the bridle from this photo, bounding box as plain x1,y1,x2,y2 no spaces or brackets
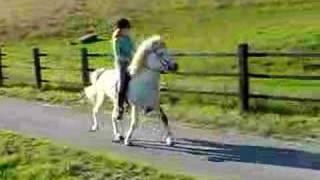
143,46,171,73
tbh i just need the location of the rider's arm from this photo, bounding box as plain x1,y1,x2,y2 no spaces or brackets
113,38,122,62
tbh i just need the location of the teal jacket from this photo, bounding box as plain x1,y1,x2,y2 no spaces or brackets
112,35,135,64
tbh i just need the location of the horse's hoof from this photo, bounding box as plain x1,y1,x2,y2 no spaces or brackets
112,135,124,143
112,139,121,143
165,137,175,147
124,140,133,146
89,127,98,132
119,136,125,142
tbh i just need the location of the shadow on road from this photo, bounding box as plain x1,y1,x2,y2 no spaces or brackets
132,138,320,170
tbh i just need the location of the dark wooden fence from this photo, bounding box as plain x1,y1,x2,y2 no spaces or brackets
80,44,320,112
32,48,49,89
80,48,113,86
0,44,319,112
0,48,7,87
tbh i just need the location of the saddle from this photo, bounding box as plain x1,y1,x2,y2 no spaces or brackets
119,72,154,115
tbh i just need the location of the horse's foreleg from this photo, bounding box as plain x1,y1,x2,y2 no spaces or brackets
124,105,139,146
91,92,104,131
111,105,124,142
160,107,174,146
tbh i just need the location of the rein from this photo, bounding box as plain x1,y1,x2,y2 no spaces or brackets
143,64,162,73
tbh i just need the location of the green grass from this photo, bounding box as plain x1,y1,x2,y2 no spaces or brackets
91,0,320,51
0,0,319,141
0,130,194,180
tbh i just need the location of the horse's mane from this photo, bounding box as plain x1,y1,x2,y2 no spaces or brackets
129,35,162,76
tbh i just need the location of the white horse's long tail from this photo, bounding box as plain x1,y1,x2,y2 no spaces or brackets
90,68,106,86
84,68,106,104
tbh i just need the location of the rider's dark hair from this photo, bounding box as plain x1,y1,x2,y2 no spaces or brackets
116,18,131,29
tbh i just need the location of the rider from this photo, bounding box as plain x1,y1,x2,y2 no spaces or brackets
112,18,135,120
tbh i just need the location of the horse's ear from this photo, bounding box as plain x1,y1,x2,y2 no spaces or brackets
160,41,166,48
158,35,164,41
144,49,152,54
157,35,167,47
112,29,121,39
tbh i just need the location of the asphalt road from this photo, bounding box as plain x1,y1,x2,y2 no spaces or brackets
0,97,319,180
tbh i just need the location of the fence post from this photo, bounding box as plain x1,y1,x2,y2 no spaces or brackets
81,48,90,86
33,48,42,89
0,48,4,86
0,47,4,86
238,43,250,112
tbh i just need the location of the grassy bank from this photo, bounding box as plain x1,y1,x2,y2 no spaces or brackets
0,130,194,180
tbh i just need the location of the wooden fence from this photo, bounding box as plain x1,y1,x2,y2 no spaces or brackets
0,48,6,87
0,44,319,112
32,48,49,89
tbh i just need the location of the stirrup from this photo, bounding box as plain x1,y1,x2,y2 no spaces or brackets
143,107,153,115
124,102,130,113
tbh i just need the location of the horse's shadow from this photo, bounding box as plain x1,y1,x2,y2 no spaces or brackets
131,138,320,170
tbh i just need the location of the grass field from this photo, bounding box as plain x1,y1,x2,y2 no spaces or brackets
0,130,194,180
0,0,319,140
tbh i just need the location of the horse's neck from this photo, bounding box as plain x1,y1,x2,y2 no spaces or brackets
131,68,160,85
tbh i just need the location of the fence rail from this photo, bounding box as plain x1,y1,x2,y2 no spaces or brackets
249,73,320,80
161,88,238,97
249,52,320,58
170,52,236,57
250,94,320,103
173,72,239,77
0,43,319,112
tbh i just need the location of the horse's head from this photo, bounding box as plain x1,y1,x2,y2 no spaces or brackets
129,35,178,75
145,37,178,73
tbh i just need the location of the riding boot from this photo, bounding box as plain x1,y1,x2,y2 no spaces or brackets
116,98,124,120
116,83,125,120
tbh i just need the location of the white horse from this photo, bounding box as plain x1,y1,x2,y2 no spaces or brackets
84,35,178,146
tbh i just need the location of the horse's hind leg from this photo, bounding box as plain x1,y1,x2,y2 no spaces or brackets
91,92,104,131
160,107,174,146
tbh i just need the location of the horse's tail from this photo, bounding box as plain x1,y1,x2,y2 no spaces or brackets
90,68,106,86
84,68,106,104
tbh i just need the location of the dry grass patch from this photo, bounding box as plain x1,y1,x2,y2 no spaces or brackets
0,0,85,41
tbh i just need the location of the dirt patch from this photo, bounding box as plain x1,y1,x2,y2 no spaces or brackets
0,0,86,41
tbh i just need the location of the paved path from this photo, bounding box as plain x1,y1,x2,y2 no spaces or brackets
0,97,320,180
